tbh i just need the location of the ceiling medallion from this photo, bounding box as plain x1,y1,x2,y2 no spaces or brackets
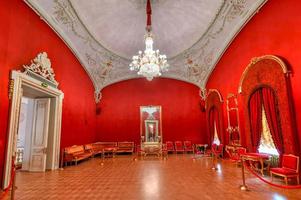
129,0,169,81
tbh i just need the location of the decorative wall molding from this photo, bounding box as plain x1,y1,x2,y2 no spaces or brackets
207,89,223,103
8,79,15,100
238,55,289,93
23,52,59,88
94,90,102,104
24,0,267,98
199,88,207,101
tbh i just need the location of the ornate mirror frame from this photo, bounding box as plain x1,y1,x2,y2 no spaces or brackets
140,106,162,146
226,93,241,145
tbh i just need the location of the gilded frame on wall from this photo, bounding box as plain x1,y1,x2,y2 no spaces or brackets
226,93,240,145
140,106,162,145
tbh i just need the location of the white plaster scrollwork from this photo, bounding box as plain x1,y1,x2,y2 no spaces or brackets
24,0,267,91
199,88,207,101
94,90,102,104
23,52,59,88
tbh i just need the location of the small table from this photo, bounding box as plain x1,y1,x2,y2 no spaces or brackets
142,145,162,158
102,147,117,158
194,144,208,155
242,153,271,176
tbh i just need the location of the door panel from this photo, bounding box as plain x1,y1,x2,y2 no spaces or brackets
29,98,50,172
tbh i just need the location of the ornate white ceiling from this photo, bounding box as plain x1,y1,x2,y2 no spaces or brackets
25,0,267,98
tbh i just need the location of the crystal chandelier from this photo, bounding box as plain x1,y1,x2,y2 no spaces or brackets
129,0,169,81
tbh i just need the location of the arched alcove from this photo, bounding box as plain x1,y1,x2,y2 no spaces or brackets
206,89,224,145
239,55,298,154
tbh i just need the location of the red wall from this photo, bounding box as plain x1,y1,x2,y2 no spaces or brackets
206,0,301,155
96,78,206,145
0,0,97,184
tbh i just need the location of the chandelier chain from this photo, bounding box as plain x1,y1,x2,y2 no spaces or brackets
129,0,169,81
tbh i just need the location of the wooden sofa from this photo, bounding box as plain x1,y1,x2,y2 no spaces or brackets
84,143,103,156
92,142,118,157
64,145,93,165
65,141,134,166
116,142,135,154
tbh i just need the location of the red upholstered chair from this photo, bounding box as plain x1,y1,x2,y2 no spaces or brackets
175,141,185,154
166,141,174,153
228,147,246,162
212,144,224,158
237,147,246,157
161,144,168,158
233,147,246,165
270,154,300,185
184,141,194,154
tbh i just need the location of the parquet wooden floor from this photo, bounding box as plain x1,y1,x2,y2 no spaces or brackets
10,155,301,199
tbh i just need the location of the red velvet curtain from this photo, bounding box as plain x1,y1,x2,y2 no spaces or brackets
261,87,283,155
209,107,221,145
249,90,263,152
215,109,222,144
209,107,216,145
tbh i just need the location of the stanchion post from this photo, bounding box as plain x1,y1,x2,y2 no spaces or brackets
11,172,16,200
212,153,218,170
59,148,64,170
10,155,16,200
100,149,104,166
240,157,249,191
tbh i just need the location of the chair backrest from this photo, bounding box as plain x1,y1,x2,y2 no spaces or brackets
211,143,217,151
237,147,246,155
65,145,84,155
175,141,183,149
162,144,167,151
166,141,173,147
217,144,224,151
184,141,192,148
282,154,299,172
118,142,134,148
84,144,93,151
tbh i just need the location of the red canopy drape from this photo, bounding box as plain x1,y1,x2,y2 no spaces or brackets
209,107,221,145
261,87,284,155
215,108,222,144
249,87,283,154
249,90,263,152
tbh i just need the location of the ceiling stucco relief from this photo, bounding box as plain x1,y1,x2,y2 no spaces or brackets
24,0,267,100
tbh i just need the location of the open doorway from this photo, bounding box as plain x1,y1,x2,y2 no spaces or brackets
3,67,63,189
16,84,57,172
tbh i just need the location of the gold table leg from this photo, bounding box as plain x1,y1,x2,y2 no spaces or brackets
212,154,218,170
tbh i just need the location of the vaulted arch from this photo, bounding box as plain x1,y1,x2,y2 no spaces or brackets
206,89,224,145
239,55,298,154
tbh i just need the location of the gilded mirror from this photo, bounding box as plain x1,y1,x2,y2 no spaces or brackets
140,106,162,145
226,94,240,145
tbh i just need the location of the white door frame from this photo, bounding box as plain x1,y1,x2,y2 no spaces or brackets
3,70,64,189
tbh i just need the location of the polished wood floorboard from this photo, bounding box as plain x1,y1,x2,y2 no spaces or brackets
12,155,301,200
